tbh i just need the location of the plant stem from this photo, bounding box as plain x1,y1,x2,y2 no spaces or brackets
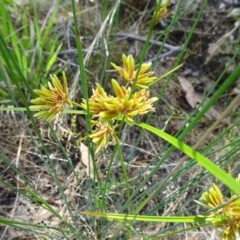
115,139,131,212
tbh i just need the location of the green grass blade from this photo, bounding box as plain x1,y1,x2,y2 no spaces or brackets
134,121,240,195
82,211,222,223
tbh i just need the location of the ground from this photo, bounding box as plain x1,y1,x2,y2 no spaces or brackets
0,0,240,239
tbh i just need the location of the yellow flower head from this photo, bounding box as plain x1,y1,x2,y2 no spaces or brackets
112,79,157,122
215,214,240,240
200,181,240,240
81,80,157,123
154,0,172,25
100,79,158,123
89,121,118,153
111,54,157,89
202,184,224,209
30,72,72,121
80,83,112,118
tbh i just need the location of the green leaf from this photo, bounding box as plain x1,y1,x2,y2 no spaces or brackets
134,121,240,195
82,211,223,224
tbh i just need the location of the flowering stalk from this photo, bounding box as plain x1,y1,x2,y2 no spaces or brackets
198,176,240,240
111,54,157,89
30,55,158,154
77,55,158,153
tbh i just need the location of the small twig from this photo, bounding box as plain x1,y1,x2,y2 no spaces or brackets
147,48,181,62
116,32,183,52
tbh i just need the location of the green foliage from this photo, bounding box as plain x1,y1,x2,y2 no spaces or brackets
0,1,62,91
1,0,240,239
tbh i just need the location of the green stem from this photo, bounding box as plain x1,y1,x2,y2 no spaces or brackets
0,88,9,97
115,139,131,212
71,100,83,109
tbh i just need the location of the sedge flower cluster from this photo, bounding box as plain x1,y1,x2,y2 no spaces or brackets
199,176,240,240
30,72,72,121
81,54,158,152
30,55,157,153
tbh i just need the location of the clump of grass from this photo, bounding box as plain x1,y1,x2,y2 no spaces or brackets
29,53,240,239
1,0,240,239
